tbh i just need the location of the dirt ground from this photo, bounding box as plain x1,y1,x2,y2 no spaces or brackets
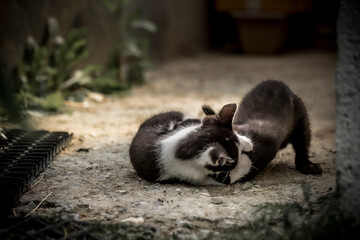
16,50,336,237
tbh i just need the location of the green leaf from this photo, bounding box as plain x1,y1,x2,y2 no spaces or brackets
41,92,63,111
131,20,157,33
100,0,118,13
82,64,103,76
101,0,132,17
122,41,142,57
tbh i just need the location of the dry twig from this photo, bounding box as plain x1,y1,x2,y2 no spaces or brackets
25,191,53,217
12,208,17,217
27,172,46,190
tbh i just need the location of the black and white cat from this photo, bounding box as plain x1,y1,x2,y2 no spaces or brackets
129,104,253,185
206,80,323,184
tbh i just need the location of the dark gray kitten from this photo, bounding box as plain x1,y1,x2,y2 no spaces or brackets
205,80,322,184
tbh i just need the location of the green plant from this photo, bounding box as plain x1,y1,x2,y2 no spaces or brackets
49,28,88,91
84,70,126,94
13,17,92,112
101,0,156,87
40,92,64,112
18,26,88,93
0,64,36,130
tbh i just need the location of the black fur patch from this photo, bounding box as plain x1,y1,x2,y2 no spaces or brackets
175,104,239,169
174,118,201,129
130,111,187,181
175,125,239,162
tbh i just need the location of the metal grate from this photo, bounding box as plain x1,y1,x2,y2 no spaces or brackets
0,129,72,214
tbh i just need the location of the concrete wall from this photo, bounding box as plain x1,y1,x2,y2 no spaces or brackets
135,0,209,61
0,0,209,74
336,0,360,218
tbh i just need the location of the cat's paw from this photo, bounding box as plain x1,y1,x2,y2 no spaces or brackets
236,134,253,152
297,161,323,175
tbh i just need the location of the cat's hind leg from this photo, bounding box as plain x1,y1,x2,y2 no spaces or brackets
291,97,322,174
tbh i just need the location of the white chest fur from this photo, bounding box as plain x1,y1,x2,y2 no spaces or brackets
156,124,213,183
156,123,253,185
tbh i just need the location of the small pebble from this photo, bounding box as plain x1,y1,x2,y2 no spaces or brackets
217,219,235,228
199,190,210,197
116,190,127,194
178,220,194,229
77,148,90,153
242,182,253,190
211,197,223,205
121,217,144,224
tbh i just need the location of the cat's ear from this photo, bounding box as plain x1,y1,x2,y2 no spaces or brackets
218,103,236,129
202,105,216,116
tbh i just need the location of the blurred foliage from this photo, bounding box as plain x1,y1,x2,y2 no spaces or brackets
101,0,156,87
0,59,36,130
17,18,88,95
0,67,22,121
219,183,359,240
84,70,127,95
1,1,156,122
8,17,97,114
40,92,64,112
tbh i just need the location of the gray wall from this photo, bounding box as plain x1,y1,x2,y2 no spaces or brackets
336,0,360,218
0,0,209,74
136,0,209,61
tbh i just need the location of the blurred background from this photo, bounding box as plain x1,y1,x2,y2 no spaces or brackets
0,1,346,233
0,0,338,65
0,0,339,123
